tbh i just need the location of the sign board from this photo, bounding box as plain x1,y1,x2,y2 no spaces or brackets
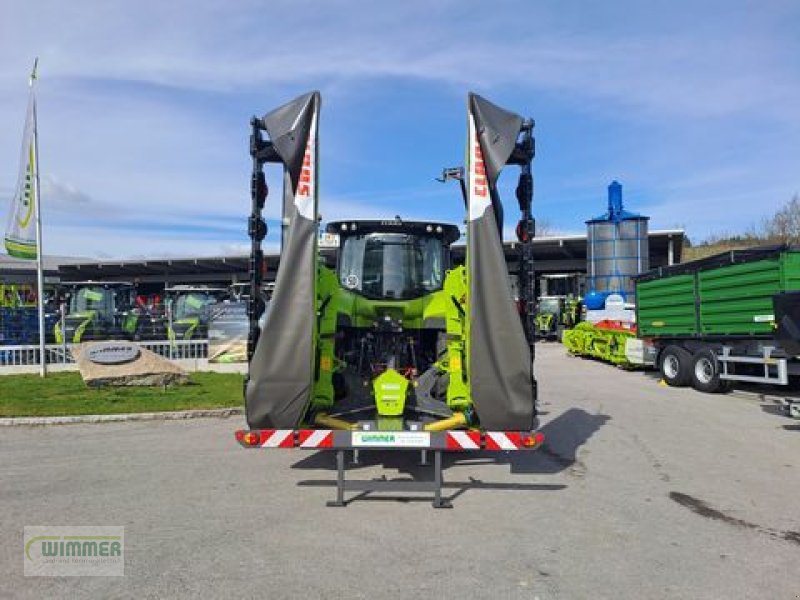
84,342,140,365
208,302,248,363
352,431,431,448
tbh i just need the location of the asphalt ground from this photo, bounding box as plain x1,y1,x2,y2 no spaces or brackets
1,343,799,599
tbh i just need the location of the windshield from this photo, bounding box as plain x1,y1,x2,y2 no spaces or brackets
338,233,446,299
538,298,561,314
174,293,218,320
70,287,112,314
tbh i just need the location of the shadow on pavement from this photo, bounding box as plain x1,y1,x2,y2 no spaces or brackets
503,407,611,474
759,401,787,417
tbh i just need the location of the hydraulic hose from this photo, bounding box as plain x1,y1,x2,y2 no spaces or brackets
423,412,468,432
314,413,358,431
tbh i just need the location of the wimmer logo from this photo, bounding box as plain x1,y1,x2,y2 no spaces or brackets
360,434,396,443
24,526,124,576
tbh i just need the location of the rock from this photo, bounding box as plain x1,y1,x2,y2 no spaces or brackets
75,341,189,387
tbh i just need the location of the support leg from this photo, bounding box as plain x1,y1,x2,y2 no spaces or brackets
432,451,452,509
326,450,347,507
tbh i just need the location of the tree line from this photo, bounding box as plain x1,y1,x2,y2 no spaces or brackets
684,194,800,260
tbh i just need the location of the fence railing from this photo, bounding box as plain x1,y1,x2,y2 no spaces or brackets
0,339,209,367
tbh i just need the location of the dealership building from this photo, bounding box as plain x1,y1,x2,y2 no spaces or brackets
1,229,685,297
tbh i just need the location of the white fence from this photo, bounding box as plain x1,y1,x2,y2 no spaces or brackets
0,339,209,367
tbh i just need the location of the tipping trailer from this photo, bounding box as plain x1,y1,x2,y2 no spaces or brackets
636,246,800,398
235,92,545,506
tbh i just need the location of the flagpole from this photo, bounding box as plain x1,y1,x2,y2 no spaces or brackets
30,58,46,377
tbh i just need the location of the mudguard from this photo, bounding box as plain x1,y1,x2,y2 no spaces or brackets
466,93,537,430
246,92,320,429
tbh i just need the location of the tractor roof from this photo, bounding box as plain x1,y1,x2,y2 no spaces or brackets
325,219,460,245
165,285,227,293
61,281,134,288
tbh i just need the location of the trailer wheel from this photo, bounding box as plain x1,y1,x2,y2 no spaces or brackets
659,345,691,387
690,349,729,393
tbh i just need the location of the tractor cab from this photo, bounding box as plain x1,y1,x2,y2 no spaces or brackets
327,219,460,301
55,281,139,343
534,295,566,340
165,286,228,341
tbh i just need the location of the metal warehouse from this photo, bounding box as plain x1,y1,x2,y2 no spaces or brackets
0,230,685,296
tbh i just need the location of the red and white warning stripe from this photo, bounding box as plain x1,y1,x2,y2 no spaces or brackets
238,429,543,451
445,430,481,450
484,431,524,451
259,430,294,448
297,429,333,449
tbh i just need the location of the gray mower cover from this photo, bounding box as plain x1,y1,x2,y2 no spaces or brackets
466,93,537,430
246,92,320,429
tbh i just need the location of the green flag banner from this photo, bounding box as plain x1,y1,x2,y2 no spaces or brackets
4,73,38,260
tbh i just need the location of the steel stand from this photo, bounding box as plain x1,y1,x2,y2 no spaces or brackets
325,449,452,508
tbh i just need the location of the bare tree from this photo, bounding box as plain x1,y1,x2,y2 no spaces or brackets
765,194,800,244
683,195,800,261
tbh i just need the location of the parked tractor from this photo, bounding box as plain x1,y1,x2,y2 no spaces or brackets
164,286,228,342
54,282,142,343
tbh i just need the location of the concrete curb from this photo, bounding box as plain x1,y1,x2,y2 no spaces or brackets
0,407,244,427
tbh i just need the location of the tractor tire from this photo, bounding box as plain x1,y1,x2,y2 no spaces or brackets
689,349,730,393
659,345,692,387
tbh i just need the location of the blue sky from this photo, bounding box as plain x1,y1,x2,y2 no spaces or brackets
1,0,798,258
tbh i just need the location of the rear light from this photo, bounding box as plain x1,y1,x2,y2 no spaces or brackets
521,432,545,448
239,431,260,447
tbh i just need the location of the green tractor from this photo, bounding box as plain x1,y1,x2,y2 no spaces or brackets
534,295,582,341
54,282,142,343
534,295,565,341
310,219,466,429
165,286,228,342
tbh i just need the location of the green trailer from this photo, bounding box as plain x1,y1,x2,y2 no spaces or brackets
635,245,800,394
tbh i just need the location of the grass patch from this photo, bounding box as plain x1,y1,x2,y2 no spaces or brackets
0,371,244,417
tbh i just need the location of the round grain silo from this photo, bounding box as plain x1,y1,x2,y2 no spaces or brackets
586,181,649,302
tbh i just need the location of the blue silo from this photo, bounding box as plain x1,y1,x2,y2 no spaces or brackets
584,181,649,309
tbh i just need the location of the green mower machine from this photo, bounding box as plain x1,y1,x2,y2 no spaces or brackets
244,92,539,434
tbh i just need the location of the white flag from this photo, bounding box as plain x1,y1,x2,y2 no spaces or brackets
4,76,38,260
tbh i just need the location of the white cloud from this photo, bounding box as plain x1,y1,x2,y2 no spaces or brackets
2,1,797,121
0,0,798,255
40,175,94,208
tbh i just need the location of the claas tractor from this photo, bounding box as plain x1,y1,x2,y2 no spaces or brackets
312,219,464,429
54,282,141,343
534,296,564,341
244,91,539,434
165,285,227,342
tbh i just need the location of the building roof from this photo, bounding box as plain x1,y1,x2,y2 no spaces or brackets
0,252,84,272
0,252,86,283
51,229,685,284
